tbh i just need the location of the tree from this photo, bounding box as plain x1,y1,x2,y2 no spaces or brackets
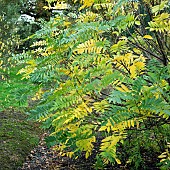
15,0,170,169
0,0,22,80
0,0,53,81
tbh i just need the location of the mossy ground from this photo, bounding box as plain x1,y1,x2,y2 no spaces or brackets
0,109,41,170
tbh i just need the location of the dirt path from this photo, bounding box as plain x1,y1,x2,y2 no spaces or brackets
18,133,95,170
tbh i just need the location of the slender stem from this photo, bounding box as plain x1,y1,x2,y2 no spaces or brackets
134,26,162,55
128,39,163,62
154,32,168,66
126,28,144,49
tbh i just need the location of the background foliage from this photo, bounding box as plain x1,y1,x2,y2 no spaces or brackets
0,1,45,169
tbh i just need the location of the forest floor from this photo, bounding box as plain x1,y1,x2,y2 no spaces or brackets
18,133,97,170
0,109,162,170
0,109,116,170
0,109,102,170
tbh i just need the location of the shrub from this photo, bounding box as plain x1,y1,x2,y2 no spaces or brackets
15,0,170,168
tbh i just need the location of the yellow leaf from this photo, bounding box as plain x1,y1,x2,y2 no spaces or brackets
129,65,136,78
161,80,168,87
79,0,94,10
127,120,131,128
133,48,141,54
43,6,49,10
99,126,107,131
107,126,110,133
131,120,134,127
160,159,166,162
54,2,69,10
135,21,141,25
115,86,125,92
64,21,71,27
158,153,167,158
135,61,145,70
143,35,153,40
61,153,66,156
136,120,139,129
67,152,74,158
85,151,90,159
92,136,96,142
115,158,121,164
119,36,127,40
121,84,130,92
102,136,112,142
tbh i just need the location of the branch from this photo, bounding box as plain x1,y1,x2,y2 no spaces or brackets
144,2,168,66
134,26,162,55
128,39,164,62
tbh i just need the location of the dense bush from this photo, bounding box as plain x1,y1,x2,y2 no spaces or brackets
15,0,170,169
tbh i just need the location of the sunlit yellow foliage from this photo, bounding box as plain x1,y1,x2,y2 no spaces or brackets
148,13,170,33
79,0,94,10
93,100,110,113
74,39,104,54
76,11,101,23
76,136,96,158
17,60,37,79
113,53,146,78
